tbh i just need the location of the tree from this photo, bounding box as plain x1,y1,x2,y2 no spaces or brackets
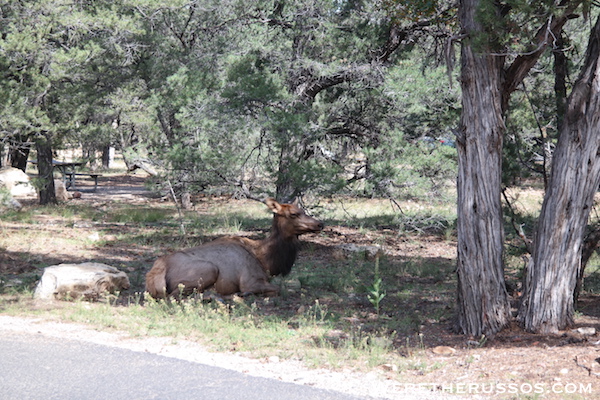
517,13,600,334
454,0,582,336
0,0,142,203
134,0,458,202
454,0,511,336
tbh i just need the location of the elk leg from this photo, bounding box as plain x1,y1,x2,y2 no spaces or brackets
239,281,280,297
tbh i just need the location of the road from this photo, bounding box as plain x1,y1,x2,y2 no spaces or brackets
0,331,373,400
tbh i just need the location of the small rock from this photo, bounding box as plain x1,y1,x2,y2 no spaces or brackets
559,368,569,375
381,363,398,372
332,243,384,260
88,232,101,242
432,346,456,356
285,278,301,291
576,327,596,336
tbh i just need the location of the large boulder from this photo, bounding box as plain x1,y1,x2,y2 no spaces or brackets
0,167,74,203
34,262,130,301
0,167,36,197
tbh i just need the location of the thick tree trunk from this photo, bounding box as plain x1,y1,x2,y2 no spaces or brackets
454,0,511,336
35,135,57,205
517,15,600,334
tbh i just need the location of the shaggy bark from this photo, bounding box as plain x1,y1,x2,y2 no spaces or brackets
455,29,511,336
454,0,582,337
518,15,600,334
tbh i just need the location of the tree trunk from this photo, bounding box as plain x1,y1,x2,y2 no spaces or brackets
517,15,600,334
575,228,600,303
101,145,114,169
274,123,311,202
553,35,568,134
275,146,300,202
8,135,32,172
454,0,511,336
35,135,57,205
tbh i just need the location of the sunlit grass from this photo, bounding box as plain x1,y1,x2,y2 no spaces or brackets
0,293,421,373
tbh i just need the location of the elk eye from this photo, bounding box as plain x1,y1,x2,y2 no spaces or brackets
290,213,299,219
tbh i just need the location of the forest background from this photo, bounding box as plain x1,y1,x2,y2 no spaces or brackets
2,0,600,339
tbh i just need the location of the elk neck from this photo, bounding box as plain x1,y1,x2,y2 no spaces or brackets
257,215,300,276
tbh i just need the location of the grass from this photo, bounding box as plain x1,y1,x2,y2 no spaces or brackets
0,293,416,372
0,192,459,376
8,182,600,397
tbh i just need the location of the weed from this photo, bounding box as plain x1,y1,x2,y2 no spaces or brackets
367,256,386,314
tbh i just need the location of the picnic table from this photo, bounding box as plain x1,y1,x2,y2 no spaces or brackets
55,162,103,191
31,160,101,191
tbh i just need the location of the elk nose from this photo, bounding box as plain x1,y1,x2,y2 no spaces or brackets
317,221,324,230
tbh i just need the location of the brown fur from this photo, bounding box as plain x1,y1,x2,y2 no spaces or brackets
145,198,323,298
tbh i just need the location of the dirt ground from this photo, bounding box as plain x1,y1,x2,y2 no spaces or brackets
2,173,600,400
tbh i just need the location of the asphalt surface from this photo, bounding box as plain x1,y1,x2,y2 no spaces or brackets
0,331,375,400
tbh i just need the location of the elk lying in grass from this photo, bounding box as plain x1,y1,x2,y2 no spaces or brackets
145,198,323,298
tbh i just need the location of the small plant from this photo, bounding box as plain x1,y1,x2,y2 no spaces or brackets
222,215,243,233
367,256,386,314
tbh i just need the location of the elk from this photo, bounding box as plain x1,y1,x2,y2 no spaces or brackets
145,198,324,298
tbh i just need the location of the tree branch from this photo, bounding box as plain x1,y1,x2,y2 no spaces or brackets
502,1,583,108
293,13,446,105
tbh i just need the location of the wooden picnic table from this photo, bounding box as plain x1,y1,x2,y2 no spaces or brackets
31,160,100,191
55,162,103,191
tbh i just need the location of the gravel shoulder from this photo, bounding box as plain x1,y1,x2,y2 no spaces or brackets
0,315,457,400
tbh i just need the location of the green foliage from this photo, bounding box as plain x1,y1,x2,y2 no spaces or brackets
113,0,460,200
367,257,386,314
8,0,586,203
222,52,285,109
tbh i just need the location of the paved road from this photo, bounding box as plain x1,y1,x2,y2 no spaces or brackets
0,331,375,400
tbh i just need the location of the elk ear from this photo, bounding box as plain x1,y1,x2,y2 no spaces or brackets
265,198,282,214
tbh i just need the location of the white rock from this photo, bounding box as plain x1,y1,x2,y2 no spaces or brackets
0,167,73,201
576,327,596,336
0,167,36,197
54,179,72,202
332,243,384,260
34,262,130,301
